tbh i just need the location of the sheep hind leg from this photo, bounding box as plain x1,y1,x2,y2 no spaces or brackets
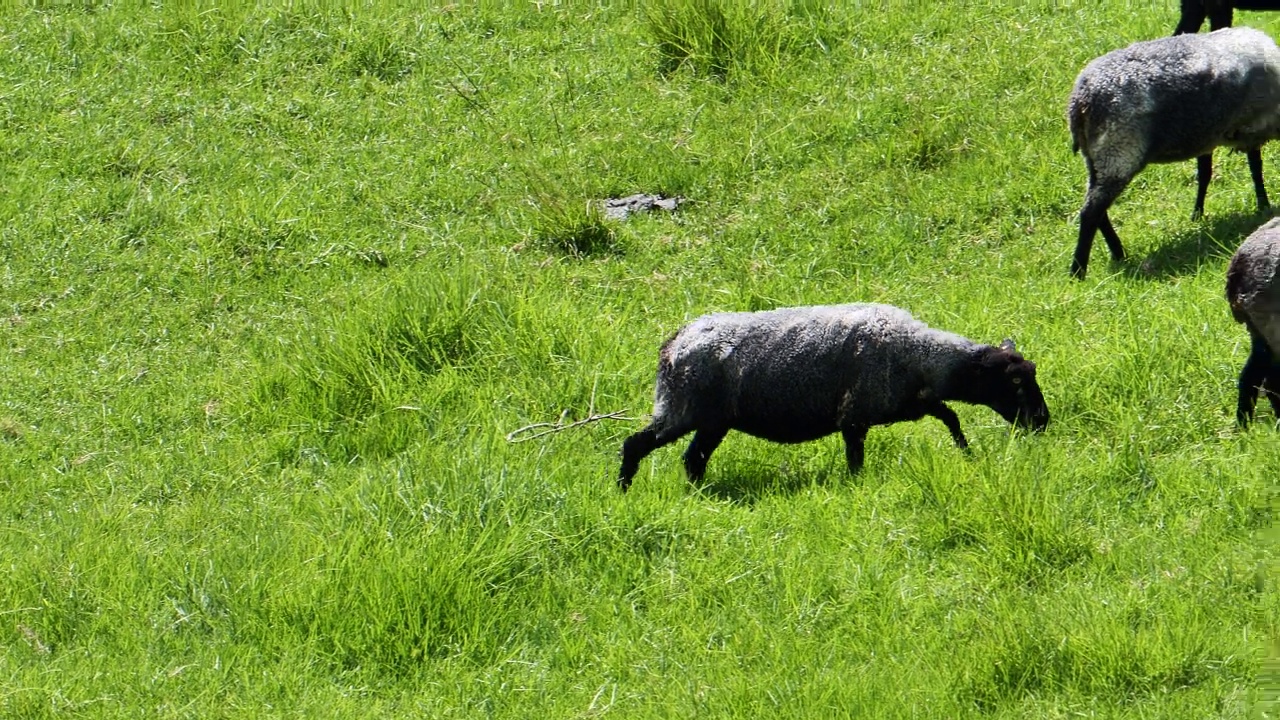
1099,213,1124,263
682,427,727,483
1248,149,1270,212
1263,345,1280,424
841,426,869,474
618,422,690,492
1192,153,1213,220
1207,4,1233,31
1264,372,1280,426
1173,0,1207,34
1073,180,1126,279
1236,328,1272,427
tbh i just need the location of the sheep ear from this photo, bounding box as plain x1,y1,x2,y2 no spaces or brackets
1000,338,1017,352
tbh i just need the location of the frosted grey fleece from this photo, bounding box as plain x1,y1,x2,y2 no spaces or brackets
1069,27,1280,171
652,303,977,439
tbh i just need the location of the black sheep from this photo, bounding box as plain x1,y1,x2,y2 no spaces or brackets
617,303,1050,491
1066,28,1280,279
1175,0,1280,35
1173,4,1280,258
1227,217,1280,425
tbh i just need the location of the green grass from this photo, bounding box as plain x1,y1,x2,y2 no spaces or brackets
1,1,1278,717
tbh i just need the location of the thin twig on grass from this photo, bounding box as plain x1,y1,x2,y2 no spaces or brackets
506,410,638,443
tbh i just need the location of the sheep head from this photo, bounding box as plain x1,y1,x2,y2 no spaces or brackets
970,340,1050,432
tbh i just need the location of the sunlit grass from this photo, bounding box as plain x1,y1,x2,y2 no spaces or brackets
0,2,1276,717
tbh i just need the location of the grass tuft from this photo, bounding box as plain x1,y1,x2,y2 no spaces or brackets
531,193,619,257
641,0,844,79
277,532,519,676
0,417,24,440
962,612,1246,709
339,30,415,82
254,273,498,461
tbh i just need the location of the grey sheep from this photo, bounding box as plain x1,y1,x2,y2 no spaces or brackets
1175,0,1280,35
1067,27,1280,279
617,303,1050,491
1227,216,1280,425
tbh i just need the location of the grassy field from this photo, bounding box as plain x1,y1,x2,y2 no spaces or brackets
1,2,1278,717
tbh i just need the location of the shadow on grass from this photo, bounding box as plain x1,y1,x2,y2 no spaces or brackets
695,463,853,505
1121,210,1271,280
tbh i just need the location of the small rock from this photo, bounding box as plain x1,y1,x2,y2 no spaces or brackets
601,193,685,220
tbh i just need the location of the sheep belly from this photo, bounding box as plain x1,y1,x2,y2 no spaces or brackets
1145,87,1259,161
728,403,842,444
1247,310,1280,351
664,304,933,444
1118,63,1262,162
709,357,843,441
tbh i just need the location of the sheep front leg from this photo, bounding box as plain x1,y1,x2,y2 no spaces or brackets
1248,149,1270,212
928,402,969,451
1193,153,1213,220
841,426,868,474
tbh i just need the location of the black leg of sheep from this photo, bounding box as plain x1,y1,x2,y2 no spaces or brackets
1263,374,1280,422
1209,5,1234,31
1236,328,1274,425
1174,0,1208,34
841,426,868,474
682,427,727,482
619,423,689,491
1193,154,1213,220
1248,149,1271,212
927,402,970,450
1073,179,1128,279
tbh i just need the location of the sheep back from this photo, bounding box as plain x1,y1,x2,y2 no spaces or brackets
1069,28,1280,165
1228,217,1280,346
652,303,975,442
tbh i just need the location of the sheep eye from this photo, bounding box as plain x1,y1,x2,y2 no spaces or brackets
1011,377,1022,385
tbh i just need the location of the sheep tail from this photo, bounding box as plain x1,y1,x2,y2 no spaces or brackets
657,332,678,375
1225,261,1252,324
1066,94,1093,156
1067,65,1124,157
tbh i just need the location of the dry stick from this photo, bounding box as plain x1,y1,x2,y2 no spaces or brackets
506,411,638,444
507,378,638,443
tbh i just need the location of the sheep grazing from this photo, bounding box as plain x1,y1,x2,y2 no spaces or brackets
1226,217,1280,425
1066,27,1280,279
616,303,1050,491
1175,0,1280,35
